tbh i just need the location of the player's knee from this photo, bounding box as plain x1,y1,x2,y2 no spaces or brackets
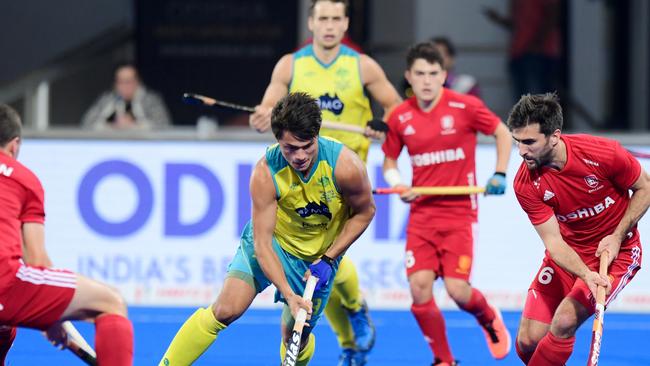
444,279,471,304
105,286,128,316
211,302,243,325
516,332,539,354
550,310,578,337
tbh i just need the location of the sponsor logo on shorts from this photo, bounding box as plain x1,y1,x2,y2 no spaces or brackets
456,255,471,275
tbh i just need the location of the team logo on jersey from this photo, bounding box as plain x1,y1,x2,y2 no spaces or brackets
440,115,456,135
543,190,555,201
295,201,332,220
584,175,599,188
317,93,344,115
404,125,416,136
398,111,413,123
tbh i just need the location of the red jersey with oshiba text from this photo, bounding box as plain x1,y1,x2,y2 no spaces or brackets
514,134,642,256
382,89,500,226
0,153,45,263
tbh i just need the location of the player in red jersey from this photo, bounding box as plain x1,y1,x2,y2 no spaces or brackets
508,93,649,365
381,42,513,365
0,104,134,366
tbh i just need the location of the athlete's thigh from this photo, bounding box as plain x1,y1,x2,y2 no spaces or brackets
61,274,124,320
523,255,574,324
438,223,475,280
405,227,442,277
0,262,75,330
569,243,642,313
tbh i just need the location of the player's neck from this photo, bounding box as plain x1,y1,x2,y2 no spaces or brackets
548,139,567,170
416,89,444,112
313,43,341,64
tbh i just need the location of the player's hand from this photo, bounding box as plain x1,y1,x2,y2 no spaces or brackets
596,236,621,266
396,184,419,203
306,259,332,291
583,270,611,298
364,119,389,140
249,105,272,133
286,292,313,322
485,172,507,195
43,322,68,350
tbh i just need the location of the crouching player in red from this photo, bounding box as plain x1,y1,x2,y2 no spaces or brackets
0,104,133,365
381,42,513,365
508,93,649,365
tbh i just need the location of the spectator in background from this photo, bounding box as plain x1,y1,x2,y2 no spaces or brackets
431,37,481,97
81,63,171,130
483,0,562,100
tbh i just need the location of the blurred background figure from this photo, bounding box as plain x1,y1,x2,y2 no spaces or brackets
431,36,481,98
81,62,171,130
483,0,562,101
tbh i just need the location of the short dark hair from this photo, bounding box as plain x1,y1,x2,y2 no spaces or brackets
406,42,445,70
112,62,138,79
309,0,349,16
506,93,563,136
431,36,456,57
0,104,22,147
271,92,322,141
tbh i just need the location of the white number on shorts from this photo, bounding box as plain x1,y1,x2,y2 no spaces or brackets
405,250,415,268
538,266,554,285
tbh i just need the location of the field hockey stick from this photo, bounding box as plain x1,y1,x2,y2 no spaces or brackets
628,149,650,159
182,93,367,135
587,251,609,366
372,186,486,195
62,321,97,366
282,275,318,366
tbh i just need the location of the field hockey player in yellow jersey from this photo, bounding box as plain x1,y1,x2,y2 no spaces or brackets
250,1,401,365
158,93,375,366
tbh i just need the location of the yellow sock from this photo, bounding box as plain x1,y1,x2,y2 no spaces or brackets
332,256,363,311
324,290,356,349
159,307,227,366
280,333,316,366
324,256,363,349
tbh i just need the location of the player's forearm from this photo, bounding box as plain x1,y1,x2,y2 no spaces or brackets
612,185,650,241
546,239,591,280
254,240,294,298
494,123,512,173
324,208,375,259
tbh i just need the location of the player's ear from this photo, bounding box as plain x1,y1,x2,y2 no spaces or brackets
404,69,411,84
550,129,561,146
308,15,315,32
343,16,349,32
8,137,20,158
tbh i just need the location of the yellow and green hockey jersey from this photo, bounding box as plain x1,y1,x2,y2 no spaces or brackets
266,137,350,261
290,44,373,162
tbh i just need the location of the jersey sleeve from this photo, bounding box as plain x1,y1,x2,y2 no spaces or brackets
514,173,554,226
381,109,405,160
20,181,45,224
467,97,500,135
606,142,642,190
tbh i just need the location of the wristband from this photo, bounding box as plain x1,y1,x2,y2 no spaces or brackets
494,172,506,177
383,168,403,187
320,254,335,267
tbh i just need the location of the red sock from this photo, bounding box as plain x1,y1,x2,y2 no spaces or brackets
411,299,454,363
96,314,134,366
528,332,574,366
457,288,495,325
0,326,16,366
515,339,532,364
